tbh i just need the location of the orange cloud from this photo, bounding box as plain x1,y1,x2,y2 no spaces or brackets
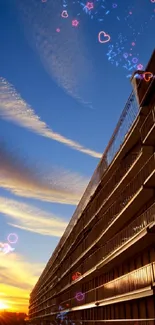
0,196,68,237
0,144,89,205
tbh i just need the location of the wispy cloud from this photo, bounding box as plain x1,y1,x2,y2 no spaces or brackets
18,0,95,109
0,253,44,312
0,144,89,204
0,196,68,237
0,78,102,158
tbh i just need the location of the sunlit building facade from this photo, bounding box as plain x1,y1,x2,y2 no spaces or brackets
28,50,155,325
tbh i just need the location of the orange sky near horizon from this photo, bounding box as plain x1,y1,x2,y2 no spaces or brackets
0,289,29,314
0,299,28,314
0,252,44,314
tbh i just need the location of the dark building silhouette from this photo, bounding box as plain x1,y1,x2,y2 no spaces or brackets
0,311,27,325
28,50,155,325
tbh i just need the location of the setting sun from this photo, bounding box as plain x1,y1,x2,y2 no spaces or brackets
0,301,8,310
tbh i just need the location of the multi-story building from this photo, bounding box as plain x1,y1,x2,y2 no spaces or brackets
28,50,155,325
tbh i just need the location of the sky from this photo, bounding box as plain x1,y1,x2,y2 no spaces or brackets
0,0,154,314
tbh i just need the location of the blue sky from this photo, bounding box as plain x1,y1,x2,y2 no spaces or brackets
0,0,154,312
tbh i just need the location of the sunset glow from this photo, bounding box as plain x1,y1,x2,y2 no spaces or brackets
0,0,155,321
0,300,9,310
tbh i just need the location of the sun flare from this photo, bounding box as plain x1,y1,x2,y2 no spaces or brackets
0,300,8,310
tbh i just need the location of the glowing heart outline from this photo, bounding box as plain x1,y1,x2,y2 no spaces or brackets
75,292,85,301
98,31,111,44
61,10,69,18
143,72,153,82
7,232,18,244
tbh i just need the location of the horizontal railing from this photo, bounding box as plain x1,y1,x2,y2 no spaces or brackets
28,316,155,325
98,263,154,300
30,156,155,311
98,153,154,220
30,145,145,305
98,201,155,261
30,201,155,315
81,202,155,275
59,154,155,277
53,146,142,279
59,263,155,309
34,143,142,301
141,107,155,142
79,145,141,234
33,92,139,295
28,319,155,325
70,321,155,325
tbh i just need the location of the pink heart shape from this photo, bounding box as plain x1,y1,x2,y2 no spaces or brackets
143,72,153,82
0,242,14,254
0,243,9,254
61,10,68,18
98,31,111,43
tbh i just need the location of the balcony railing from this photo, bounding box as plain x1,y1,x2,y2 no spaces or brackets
59,263,155,309
34,92,139,293
30,195,155,312
71,321,155,325
28,318,155,325
98,201,155,262
63,145,142,259
82,203,155,276
32,146,143,303
58,154,155,277
58,199,155,291
98,153,154,219
97,263,154,301
141,107,155,142
29,260,155,317
48,100,140,279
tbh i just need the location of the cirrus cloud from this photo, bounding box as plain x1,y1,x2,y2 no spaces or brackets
17,0,95,109
0,196,68,237
0,77,102,158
